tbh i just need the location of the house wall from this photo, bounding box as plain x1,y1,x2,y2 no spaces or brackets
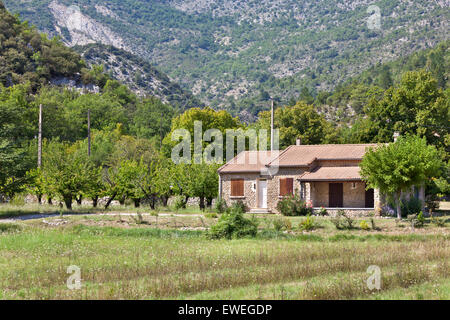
309,181,368,208
220,168,307,212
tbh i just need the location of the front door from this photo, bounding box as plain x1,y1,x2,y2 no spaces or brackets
258,180,267,209
329,183,343,208
365,188,374,208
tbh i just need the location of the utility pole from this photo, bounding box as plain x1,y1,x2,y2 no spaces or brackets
38,104,42,168
160,111,163,150
87,109,91,156
270,99,274,151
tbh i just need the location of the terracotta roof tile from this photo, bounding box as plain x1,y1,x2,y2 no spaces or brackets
299,166,362,181
218,151,280,173
267,144,377,167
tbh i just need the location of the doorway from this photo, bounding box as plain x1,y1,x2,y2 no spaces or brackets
258,180,267,209
329,183,343,208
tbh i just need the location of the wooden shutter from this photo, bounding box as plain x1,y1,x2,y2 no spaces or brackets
231,179,244,197
280,178,294,196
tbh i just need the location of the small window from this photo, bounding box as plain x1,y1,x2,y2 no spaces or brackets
300,182,306,199
231,179,244,197
280,178,294,196
351,182,357,189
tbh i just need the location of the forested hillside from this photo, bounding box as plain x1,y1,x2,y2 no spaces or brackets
3,0,449,114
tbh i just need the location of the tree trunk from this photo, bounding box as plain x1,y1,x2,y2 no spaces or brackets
396,191,402,220
119,195,126,206
133,198,141,208
64,195,73,210
183,196,189,209
206,198,213,208
150,197,156,210
48,197,53,205
76,195,82,206
199,196,205,211
161,195,169,207
104,193,117,210
37,194,42,205
92,195,98,208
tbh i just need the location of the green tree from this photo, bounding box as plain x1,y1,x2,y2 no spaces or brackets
42,140,93,210
364,70,449,149
257,101,338,148
360,135,443,219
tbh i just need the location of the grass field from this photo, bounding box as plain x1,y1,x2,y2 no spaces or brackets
0,205,449,300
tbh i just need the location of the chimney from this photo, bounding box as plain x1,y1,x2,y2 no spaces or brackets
296,137,302,146
393,132,400,142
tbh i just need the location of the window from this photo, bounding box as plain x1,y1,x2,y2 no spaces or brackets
231,179,244,197
280,178,294,196
351,182,357,189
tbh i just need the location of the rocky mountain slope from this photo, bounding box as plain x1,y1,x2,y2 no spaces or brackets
4,0,449,114
74,43,203,109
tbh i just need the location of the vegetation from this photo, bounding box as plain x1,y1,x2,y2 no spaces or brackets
276,194,313,216
360,135,444,219
0,212,448,299
208,203,258,239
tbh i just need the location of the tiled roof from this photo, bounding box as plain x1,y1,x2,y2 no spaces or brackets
267,144,377,167
299,166,362,181
218,151,280,173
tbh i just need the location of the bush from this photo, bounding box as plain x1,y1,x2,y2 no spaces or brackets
431,217,446,227
299,214,318,231
316,207,328,216
272,217,292,232
208,206,258,239
330,210,355,230
401,197,422,218
214,198,228,214
417,211,425,227
276,194,313,216
231,200,247,214
173,196,185,212
359,220,370,231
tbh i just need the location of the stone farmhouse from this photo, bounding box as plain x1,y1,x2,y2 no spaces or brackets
217,140,424,215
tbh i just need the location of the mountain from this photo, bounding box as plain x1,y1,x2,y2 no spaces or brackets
73,43,203,109
3,0,449,114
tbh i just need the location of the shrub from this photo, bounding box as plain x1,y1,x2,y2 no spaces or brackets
214,198,228,214
208,206,258,239
276,194,312,216
317,207,328,216
330,210,355,230
299,214,318,231
400,197,422,218
431,217,446,227
359,220,370,231
272,217,292,232
231,200,247,214
417,211,425,227
370,218,380,231
173,196,185,212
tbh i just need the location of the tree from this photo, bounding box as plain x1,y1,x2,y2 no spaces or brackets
42,140,93,210
257,101,338,148
190,163,219,210
360,135,443,219
364,70,449,149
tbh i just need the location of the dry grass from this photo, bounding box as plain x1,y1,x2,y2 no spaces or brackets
0,218,448,300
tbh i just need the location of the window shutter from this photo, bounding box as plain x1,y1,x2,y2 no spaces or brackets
286,178,293,195
231,179,244,197
280,178,287,196
280,178,294,196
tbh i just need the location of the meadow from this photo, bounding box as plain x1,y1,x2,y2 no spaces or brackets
0,205,448,300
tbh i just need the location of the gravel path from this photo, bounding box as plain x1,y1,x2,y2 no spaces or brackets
0,212,204,222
